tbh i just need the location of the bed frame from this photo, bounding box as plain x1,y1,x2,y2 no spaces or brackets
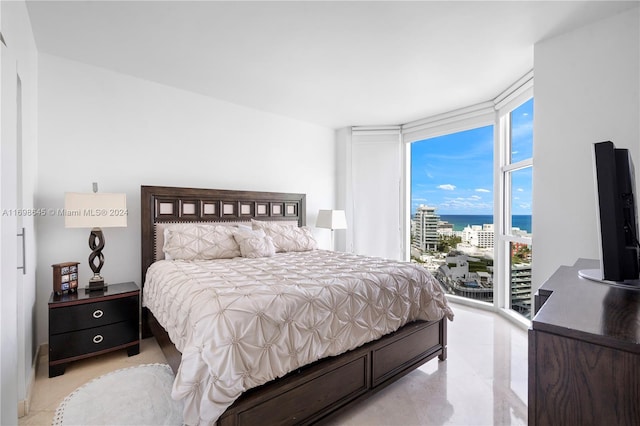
140,185,448,425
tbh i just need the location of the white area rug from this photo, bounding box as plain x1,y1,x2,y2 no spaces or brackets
53,363,183,426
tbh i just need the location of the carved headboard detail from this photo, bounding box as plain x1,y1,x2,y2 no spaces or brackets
140,185,306,286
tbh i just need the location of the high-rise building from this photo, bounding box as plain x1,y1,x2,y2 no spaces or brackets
510,263,532,317
412,205,439,252
462,224,494,248
437,220,455,237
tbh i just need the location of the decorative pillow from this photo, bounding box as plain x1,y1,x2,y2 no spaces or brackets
251,219,317,252
232,228,276,258
163,224,241,260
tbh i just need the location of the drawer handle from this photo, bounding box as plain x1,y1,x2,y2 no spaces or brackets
92,310,104,319
92,335,104,344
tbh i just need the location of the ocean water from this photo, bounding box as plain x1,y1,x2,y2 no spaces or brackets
438,215,532,233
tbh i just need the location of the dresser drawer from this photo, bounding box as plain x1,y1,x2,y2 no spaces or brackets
50,295,139,334
49,320,138,361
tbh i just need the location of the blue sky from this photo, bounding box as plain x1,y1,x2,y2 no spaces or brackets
411,98,533,215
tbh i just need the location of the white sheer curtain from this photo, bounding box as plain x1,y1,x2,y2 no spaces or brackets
349,126,403,260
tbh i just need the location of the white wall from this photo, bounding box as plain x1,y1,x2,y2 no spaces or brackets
1,0,39,420
532,7,640,291
35,54,336,345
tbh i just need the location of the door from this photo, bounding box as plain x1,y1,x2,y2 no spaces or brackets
1,39,19,424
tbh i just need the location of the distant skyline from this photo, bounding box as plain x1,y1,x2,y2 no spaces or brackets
411,98,533,215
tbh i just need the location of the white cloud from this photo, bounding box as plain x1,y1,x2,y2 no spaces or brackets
470,195,481,200
517,188,524,192
440,196,492,212
475,188,490,193
438,184,456,191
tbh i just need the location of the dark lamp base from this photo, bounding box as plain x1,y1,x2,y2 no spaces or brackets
87,279,107,292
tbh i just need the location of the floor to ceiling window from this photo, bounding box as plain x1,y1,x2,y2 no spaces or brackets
407,75,534,320
498,97,534,319
410,125,495,306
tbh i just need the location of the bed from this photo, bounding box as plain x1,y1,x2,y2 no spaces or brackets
140,185,453,425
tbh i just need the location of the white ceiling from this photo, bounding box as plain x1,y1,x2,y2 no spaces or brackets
25,1,638,129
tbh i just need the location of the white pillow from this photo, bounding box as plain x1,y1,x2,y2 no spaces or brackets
233,228,276,258
251,219,317,252
163,223,241,260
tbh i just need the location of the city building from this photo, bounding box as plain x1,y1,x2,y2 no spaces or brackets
462,224,495,248
437,220,455,237
433,252,531,317
511,263,532,317
412,205,439,252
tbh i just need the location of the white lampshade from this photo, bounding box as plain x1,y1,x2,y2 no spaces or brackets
64,193,127,228
316,209,347,230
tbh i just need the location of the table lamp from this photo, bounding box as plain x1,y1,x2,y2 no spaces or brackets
64,188,127,291
315,209,347,251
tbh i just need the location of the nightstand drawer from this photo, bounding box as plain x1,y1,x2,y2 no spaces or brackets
49,321,138,361
48,282,140,377
50,296,139,334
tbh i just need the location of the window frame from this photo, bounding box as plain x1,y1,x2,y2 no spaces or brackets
402,73,533,328
495,84,533,321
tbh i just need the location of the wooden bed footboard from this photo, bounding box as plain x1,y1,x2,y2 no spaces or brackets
146,308,447,425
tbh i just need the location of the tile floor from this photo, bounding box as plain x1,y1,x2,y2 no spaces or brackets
20,303,528,425
326,304,529,425
19,338,167,425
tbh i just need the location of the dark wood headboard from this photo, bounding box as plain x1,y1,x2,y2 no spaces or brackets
140,185,306,287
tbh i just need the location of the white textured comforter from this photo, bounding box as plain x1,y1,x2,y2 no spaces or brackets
143,250,454,425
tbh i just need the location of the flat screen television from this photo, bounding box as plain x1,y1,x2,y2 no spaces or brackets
579,141,640,285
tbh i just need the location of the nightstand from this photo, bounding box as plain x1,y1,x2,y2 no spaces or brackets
48,281,140,377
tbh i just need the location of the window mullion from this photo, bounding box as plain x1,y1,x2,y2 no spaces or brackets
503,159,533,173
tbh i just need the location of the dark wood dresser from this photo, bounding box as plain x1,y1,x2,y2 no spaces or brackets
529,259,640,425
48,281,140,377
